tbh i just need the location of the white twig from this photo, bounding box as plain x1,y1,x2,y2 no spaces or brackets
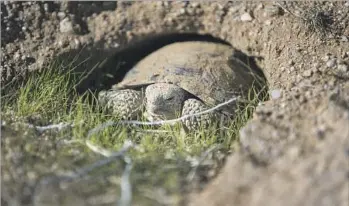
118,156,133,206
85,140,134,157
136,129,171,133
37,140,134,187
69,141,134,179
186,145,221,182
87,97,239,137
28,122,73,132
120,97,239,126
274,2,306,20
85,139,134,206
85,138,134,206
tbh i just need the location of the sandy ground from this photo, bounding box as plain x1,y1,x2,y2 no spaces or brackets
1,1,349,206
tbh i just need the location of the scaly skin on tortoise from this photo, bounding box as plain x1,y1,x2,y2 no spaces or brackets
98,41,258,130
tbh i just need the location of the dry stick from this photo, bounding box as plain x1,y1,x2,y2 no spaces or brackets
27,120,85,133
136,129,171,133
86,140,134,206
87,97,240,137
35,139,134,201
27,97,239,136
86,140,134,157
186,145,221,182
122,97,240,125
118,156,133,206
274,1,306,20
28,122,73,133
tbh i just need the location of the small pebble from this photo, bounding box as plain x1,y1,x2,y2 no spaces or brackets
179,8,186,15
74,38,80,47
44,3,49,12
313,62,320,69
113,43,120,48
323,54,331,61
191,2,200,8
13,52,20,60
229,6,239,14
240,12,253,22
326,59,337,68
312,67,319,73
187,8,195,15
337,64,348,73
60,17,74,33
264,20,272,25
264,5,281,17
303,70,312,77
58,39,69,47
270,89,282,100
341,36,348,42
57,12,66,19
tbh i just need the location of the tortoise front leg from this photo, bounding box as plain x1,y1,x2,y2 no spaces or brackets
98,89,145,120
181,98,217,131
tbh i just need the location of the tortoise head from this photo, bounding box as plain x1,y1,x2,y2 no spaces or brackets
145,83,189,120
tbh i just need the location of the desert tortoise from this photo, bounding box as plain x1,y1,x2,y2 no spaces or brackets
98,41,259,129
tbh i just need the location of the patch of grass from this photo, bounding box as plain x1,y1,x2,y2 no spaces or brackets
1,60,267,204
1,60,267,159
2,68,69,123
276,1,334,38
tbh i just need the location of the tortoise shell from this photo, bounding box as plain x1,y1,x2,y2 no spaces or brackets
114,41,259,110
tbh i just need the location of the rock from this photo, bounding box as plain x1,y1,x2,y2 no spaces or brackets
13,52,20,60
179,8,186,15
240,12,253,22
323,54,331,61
326,59,337,68
264,20,272,25
288,66,295,74
264,5,281,17
337,64,348,73
191,2,200,8
270,89,282,100
303,70,313,77
59,17,74,33
74,38,80,48
57,12,66,19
